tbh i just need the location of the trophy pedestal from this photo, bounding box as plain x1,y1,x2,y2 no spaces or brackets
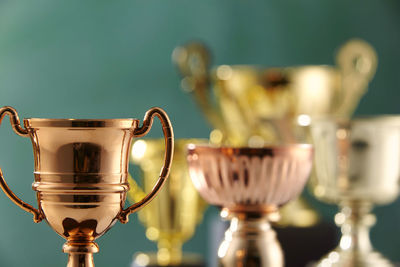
218,214,284,267
132,252,204,267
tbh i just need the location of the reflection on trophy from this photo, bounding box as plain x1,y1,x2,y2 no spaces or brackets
310,116,400,266
187,144,313,266
0,106,174,267
128,139,207,267
173,39,377,227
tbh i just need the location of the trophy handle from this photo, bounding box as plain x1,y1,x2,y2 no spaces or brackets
335,39,378,116
118,107,174,224
172,42,226,133
0,106,44,223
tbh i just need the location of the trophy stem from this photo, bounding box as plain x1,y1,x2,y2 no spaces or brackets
67,253,95,267
157,238,183,265
336,202,374,254
315,202,393,266
63,241,99,267
218,213,284,267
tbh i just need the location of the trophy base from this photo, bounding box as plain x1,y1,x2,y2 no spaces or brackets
311,250,394,267
131,252,204,267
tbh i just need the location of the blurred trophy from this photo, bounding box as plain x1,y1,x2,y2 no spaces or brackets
173,39,377,227
0,106,174,267
129,139,207,267
186,144,314,266
310,116,400,267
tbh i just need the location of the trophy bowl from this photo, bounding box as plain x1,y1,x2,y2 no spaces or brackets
128,139,207,267
173,39,377,228
186,144,313,267
0,106,174,267
310,116,400,267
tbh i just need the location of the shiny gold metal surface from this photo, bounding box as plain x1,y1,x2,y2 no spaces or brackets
173,39,377,227
128,139,207,266
310,116,400,267
173,39,377,145
0,106,174,267
187,144,313,267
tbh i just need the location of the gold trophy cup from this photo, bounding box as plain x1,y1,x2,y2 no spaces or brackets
173,39,377,227
310,116,400,267
0,106,174,267
172,39,377,145
187,144,313,266
128,139,207,267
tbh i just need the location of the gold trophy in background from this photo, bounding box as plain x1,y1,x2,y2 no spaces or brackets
0,106,174,267
310,116,400,267
129,139,207,267
173,38,377,227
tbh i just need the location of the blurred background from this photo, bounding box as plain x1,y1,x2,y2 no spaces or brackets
0,0,399,266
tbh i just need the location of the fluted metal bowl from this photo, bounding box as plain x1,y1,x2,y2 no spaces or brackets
187,144,313,214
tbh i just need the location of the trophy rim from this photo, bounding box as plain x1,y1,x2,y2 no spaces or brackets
353,114,400,122
313,115,400,126
134,138,209,147
211,64,336,71
24,118,139,128
187,143,313,155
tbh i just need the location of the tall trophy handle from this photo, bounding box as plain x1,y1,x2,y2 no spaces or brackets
0,106,43,223
118,107,174,224
335,39,378,116
172,42,226,132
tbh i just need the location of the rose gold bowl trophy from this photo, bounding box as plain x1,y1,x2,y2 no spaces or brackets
186,144,313,266
0,106,174,267
310,116,400,267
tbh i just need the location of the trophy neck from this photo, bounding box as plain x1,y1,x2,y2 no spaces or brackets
228,216,272,236
218,215,284,266
67,254,95,267
63,241,99,267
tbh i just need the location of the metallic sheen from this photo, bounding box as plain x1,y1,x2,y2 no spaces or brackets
310,116,400,267
0,106,174,267
173,39,377,228
128,139,207,266
173,39,377,146
187,144,313,267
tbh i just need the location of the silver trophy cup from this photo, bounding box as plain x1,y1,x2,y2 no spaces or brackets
310,116,400,267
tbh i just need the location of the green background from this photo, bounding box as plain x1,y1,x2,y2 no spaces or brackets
0,0,399,266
